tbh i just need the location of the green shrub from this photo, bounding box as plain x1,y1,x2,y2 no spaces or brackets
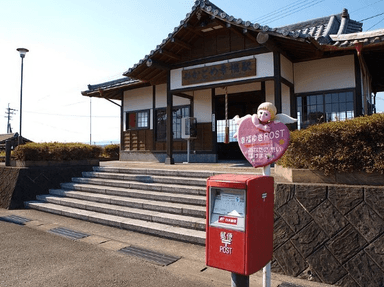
103,144,120,159
13,142,103,161
278,114,384,175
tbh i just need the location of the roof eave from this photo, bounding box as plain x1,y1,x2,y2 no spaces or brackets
124,0,320,80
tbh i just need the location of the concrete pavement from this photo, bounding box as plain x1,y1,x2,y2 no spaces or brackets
0,208,334,287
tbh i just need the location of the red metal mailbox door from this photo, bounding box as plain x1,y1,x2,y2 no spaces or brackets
206,227,245,274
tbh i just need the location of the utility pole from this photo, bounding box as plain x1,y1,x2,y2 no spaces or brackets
5,104,17,134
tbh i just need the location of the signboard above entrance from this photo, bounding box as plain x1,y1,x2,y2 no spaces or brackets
182,59,256,86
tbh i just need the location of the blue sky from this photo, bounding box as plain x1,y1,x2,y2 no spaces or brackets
1,0,383,143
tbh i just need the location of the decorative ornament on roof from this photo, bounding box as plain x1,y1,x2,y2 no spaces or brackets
197,10,202,20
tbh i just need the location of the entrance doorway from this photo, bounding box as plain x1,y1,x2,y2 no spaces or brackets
216,90,265,160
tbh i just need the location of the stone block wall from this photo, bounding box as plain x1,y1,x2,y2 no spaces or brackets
0,165,95,209
272,183,384,287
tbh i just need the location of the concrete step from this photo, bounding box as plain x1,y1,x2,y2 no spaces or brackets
36,194,206,231
93,166,219,179
70,177,206,195
49,189,206,218
24,201,206,245
82,171,207,187
59,183,206,206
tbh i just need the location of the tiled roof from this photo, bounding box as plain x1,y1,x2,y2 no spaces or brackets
86,77,139,93
124,1,364,76
0,133,31,144
277,8,362,44
328,28,384,48
84,0,383,95
0,133,17,143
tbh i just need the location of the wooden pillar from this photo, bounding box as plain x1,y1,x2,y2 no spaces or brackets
274,51,282,113
120,92,124,155
261,81,266,102
152,85,156,151
165,71,174,164
211,88,217,157
354,53,363,116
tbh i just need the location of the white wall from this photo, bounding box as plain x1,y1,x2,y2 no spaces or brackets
123,86,153,130
214,82,262,95
124,86,152,111
170,53,274,90
294,55,356,93
262,81,292,115
154,84,191,108
281,55,293,83
282,84,291,115
193,89,212,123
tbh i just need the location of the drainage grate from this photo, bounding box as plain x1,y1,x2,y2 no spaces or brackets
48,227,90,240
0,215,31,225
278,283,305,287
119,246,181,266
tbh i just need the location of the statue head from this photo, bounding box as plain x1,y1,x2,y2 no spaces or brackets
257,102,277,123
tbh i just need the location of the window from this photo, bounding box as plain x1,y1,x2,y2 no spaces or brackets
156,106,190,141
297,91,354,129
217,119,238,143
126,110,149,130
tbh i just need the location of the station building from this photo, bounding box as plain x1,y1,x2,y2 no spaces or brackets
82,0,384,163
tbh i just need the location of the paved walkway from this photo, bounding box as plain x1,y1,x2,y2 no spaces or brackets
0,207,334,287
0,160,335,286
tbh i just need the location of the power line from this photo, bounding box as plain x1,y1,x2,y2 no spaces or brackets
61,100,89,107
253,0,308,23
352,0,384,14
253,0,324,24
4,104,17,133
27,120,86,135
367,16,384,30
360,11,384,22
24,110,118,118
263,0,325,25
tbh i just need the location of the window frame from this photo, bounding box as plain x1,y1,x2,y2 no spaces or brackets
125,109,150,131
217,119,238,143
155,105,191,141
295,89,355,129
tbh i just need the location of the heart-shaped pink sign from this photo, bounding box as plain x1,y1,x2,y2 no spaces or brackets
237,118,290,168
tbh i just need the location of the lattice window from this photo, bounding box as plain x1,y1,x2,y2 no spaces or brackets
297,91,354,129
217,119,238,143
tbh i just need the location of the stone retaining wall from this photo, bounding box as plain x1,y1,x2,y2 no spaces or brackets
275,165,384,186
0,165,96,209
273,183,384,287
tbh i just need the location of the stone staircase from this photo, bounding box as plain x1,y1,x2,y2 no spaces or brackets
24,166,230,245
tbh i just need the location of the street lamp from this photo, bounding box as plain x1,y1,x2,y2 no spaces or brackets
16,47,29,145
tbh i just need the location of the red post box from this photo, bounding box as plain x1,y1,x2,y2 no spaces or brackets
206,174,274,276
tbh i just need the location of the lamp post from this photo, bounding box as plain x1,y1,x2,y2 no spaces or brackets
17,47,29,145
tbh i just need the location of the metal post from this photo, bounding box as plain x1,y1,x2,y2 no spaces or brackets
231,273,249,287
262,164,272,287
90,97,92,145
263,262,271,287
224,87,229,144
187,139,190,163
18,56,24,145
17,48,28,146
5,140,11,166
263,165,271,176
